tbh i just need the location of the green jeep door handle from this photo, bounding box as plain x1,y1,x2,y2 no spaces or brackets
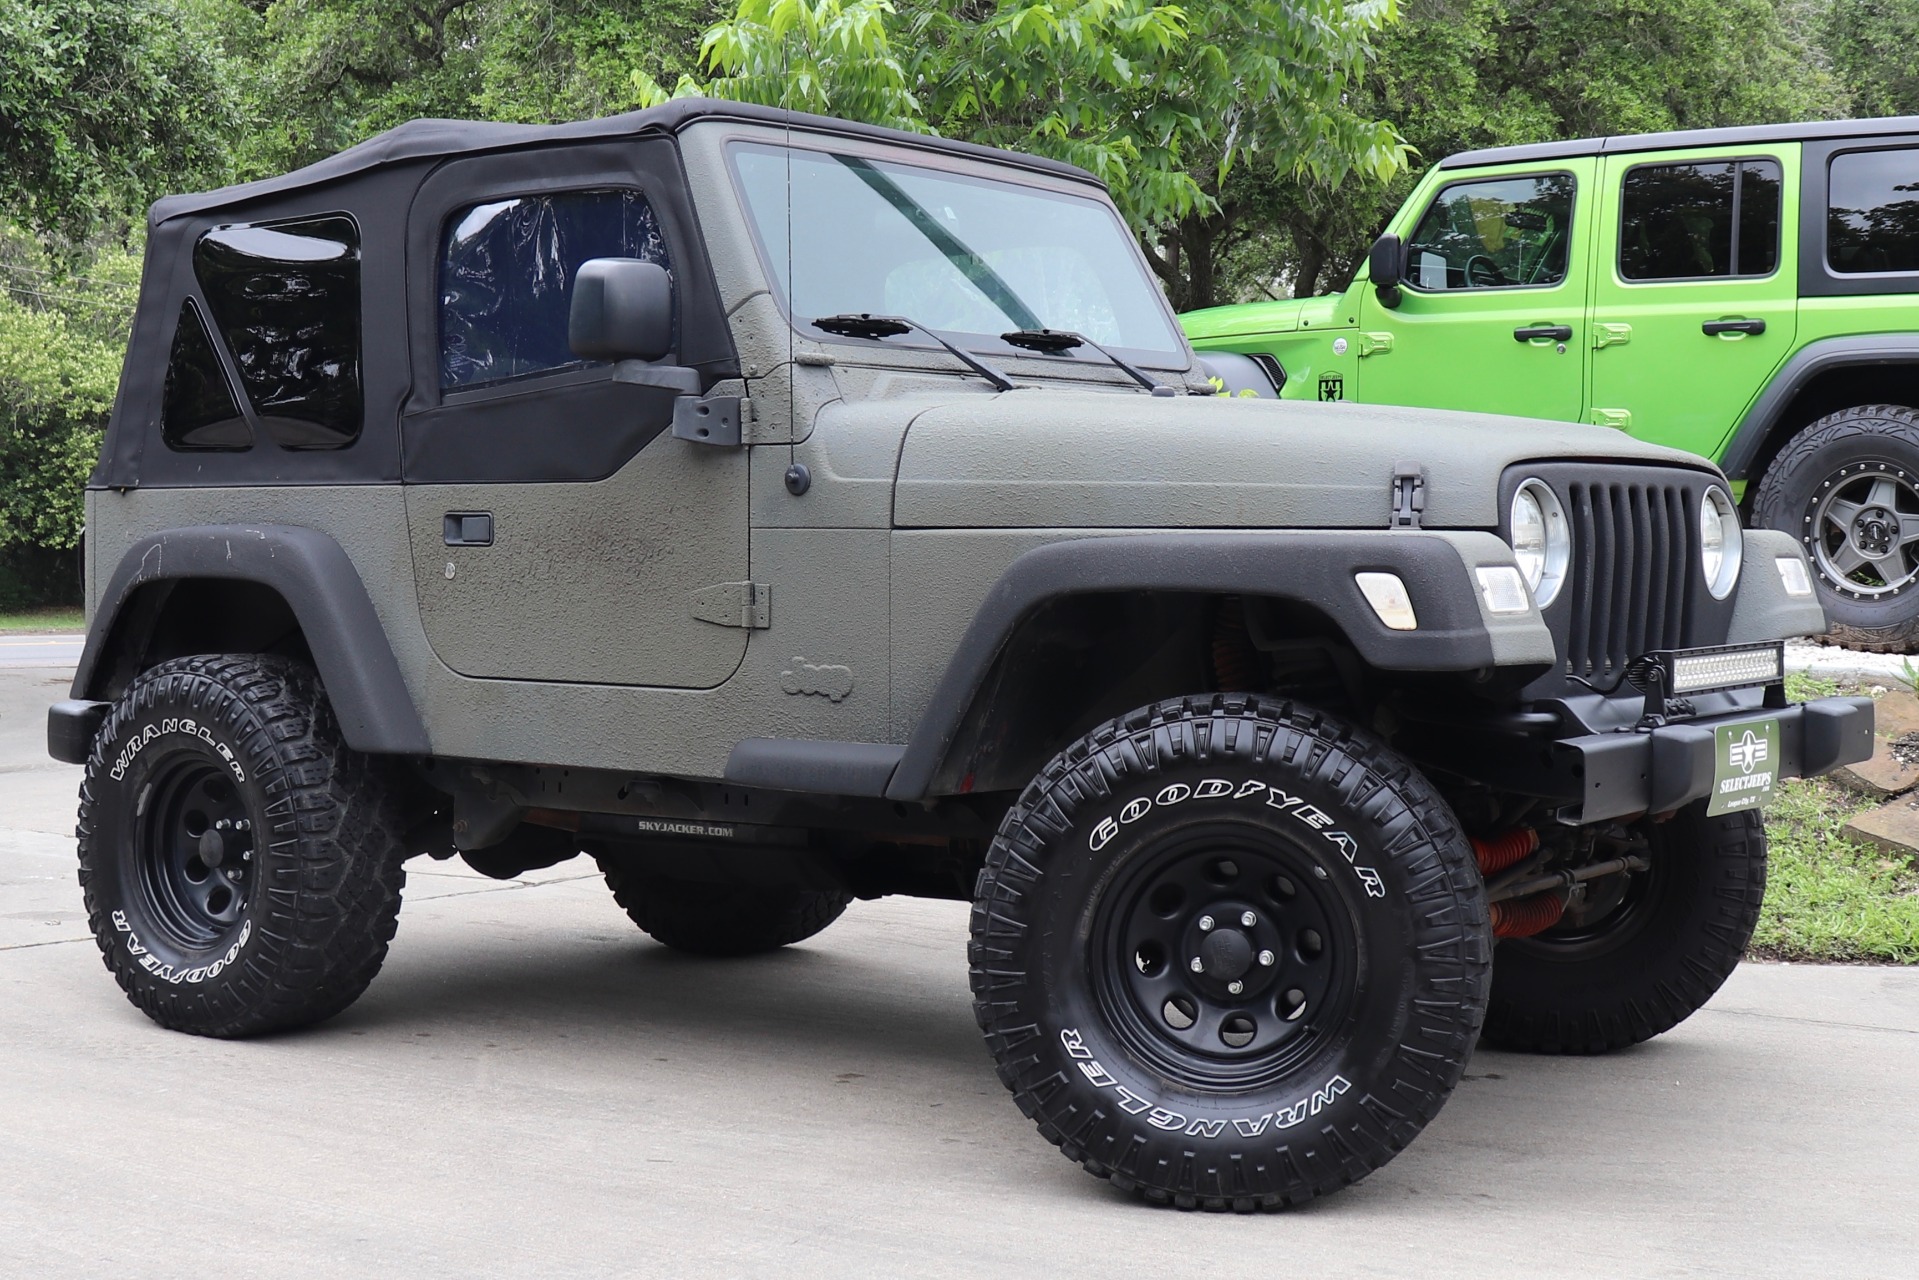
1514,324,1573,343
1703,318,1766,337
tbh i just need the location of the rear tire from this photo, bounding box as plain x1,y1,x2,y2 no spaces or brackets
972,694,1490,1210
1480,804,1764,1055
78,655,408,1037
1753,404,1919,652
598,860,850,956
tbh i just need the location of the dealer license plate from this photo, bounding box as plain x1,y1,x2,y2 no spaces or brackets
1708,719,1779,816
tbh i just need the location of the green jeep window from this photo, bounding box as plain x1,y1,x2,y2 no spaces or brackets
1404,174,1575,291
1618,160,1781,281
1828,147,1919,274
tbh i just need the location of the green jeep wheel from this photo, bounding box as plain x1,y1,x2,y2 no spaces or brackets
1754,404,1919,653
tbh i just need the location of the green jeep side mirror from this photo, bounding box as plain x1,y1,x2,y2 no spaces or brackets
1369,234,1404,309
569,258,673,362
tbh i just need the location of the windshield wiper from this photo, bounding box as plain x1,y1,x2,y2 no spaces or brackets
1001,328,1177,397
813,313,1016,392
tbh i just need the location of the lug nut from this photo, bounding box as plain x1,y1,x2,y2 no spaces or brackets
1227,980,1244,995
1197,915,1215,931
1189,957,1205,973
1240,910,1257,927
1258,949,1276,967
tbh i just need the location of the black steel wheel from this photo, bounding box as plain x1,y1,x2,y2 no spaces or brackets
1754,404,1919,651
1482,803,1765,1055
133,755,257,950
972,695,1490,1210
78,655,410,1037
1090,824,1358,1091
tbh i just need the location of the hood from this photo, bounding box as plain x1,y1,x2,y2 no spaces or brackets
892,390,1716,529
1180,295,1348,341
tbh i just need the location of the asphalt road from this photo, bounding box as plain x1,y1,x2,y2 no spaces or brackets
0,635,83,669
4,661,1918,1279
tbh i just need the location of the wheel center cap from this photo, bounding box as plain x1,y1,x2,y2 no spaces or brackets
198,829,226,869
1200,928,1254,981
1854,507,1897,557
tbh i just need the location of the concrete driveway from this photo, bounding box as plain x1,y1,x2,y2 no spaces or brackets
3,663,1916,1279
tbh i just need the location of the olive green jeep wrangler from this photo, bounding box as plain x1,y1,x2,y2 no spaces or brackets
48,101,1870,1209
1185,116,1919,651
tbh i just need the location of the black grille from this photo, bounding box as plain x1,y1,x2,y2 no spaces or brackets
1561,479,1700,682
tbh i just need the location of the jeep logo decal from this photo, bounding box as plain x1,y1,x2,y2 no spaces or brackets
781,658,854,703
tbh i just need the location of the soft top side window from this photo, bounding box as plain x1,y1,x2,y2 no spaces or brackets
439,188,671,391
193,214,363,448
161,298,251,451
1828,147,1919,275
1404,173,1576,291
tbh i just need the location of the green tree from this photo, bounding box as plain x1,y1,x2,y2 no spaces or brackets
0,0,235,247
684,0,1410,309
194,0,723,176
1247,0,1847,301
1815,0,1919,119
0,229,135,606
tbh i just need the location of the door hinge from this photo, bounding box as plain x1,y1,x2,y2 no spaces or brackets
1592,322,1632,350
672,394,746,447
1357,331,1395,358
691,581,771,629
1390,462,1426,528
1590,408,1633,430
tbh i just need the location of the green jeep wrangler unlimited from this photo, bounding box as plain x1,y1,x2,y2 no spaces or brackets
48,101,1870,1209
1184,116,1919,651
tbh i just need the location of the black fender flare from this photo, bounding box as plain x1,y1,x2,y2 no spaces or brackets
884,531,1526,800
66,524,431,758
1719,335,1919,482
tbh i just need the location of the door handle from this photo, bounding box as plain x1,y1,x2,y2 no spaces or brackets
443,512,494,546
1703,318,1766,337
1514,325,1573,342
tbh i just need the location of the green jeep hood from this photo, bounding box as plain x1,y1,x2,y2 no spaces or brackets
892,391,1715,529
1180,295,1347,341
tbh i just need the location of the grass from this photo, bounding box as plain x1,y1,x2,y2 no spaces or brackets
1751,671,1919,963
0,606,85,633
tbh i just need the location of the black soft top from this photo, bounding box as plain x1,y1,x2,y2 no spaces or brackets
151,98,1100,225
1439,114,1919,170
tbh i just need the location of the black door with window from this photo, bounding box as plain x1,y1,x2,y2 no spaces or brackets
400,143,751,689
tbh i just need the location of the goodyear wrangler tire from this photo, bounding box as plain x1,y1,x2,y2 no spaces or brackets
77,655,408,1037
598,860,851,957
1481,804,1764,1055
971,694,1491,1210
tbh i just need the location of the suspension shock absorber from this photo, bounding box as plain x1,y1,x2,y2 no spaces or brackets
1470,828,1539,876
1210,596,1261,692
1490,892,1567,938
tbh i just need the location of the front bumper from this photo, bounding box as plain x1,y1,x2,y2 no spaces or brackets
1441,696,1874,824
48,699,108,765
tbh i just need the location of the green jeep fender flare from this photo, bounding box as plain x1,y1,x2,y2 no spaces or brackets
54,524,431,763
1720,335,1919,482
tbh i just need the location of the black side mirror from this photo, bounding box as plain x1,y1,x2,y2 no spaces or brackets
1369,234,1404,309
569,258,673,362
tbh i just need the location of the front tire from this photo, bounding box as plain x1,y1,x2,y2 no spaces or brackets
1480,804,1764,1055
1753,404,1919,652
971,695,1490,1210
78,655,408,1037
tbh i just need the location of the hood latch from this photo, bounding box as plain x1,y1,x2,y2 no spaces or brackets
1390,462,1426,528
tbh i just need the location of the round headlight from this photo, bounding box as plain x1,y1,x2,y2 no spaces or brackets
1510,479,1570,607
1700,486,1742,599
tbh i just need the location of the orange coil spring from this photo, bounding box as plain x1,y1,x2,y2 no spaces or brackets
1490,892,1566,938
1211,597,1261,692
1470,828,1540,876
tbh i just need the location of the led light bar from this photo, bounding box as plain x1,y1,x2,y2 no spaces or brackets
1636,642,1785,698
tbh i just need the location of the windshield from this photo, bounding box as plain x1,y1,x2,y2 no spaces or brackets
730,141,1185,363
